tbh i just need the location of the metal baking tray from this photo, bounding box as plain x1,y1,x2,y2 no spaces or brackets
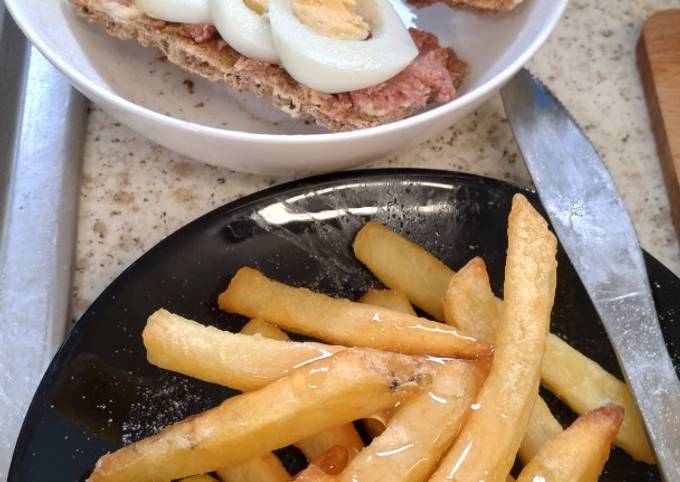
0,6,86,480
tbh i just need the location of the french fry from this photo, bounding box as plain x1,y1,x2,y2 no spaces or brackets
88,349,434,482
442,256,501,343
218,267,490,358
308,446,350,475
216,454,290,482
359,288,417,437
444,257,655,463
239,318,291,341
239,319,364,461
519,396,564,463
443,257,563,463
360,412,391,438
339,360,483,482
293,466,336,482
358,289,416,316
353,221,453,320
429,194,558,482
292,446,348,482
541,334,655,463
181,476,219,482
516,405,624,482
216,322,292,482
356,219,645,460
295,425,363,463
143,309,342,391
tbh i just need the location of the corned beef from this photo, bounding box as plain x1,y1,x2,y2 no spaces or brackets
180,23,218,42
147,17,168,30
348,29,456,116
227,29,456,120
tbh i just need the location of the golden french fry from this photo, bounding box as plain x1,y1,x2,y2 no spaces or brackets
216,454,290,482
295,425,363,463
143,309,342,391
442,256,501,343
541,334,655,464
339,360,483,482
444,257,655,464
240,320,364,461
443,257,563,462
360,413,391,438
519,396,564,463
88,349,434,482
204,323,294,482
308,446,350,475
358,288,418,437
293,466,337,482
181,476,219,482
291,446,348,482
430,194,558,482
358,289,416,316
516,405,624,482
218,267,489,358
240,318,291,341
353,221,453,320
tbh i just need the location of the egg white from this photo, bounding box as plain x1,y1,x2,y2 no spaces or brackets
137,0,211,23
268,0,418,93
210,0,280,64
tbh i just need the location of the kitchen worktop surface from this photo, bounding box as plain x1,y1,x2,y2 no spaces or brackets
72,0,680,320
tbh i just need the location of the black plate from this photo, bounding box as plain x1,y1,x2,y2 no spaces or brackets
9,169,679,481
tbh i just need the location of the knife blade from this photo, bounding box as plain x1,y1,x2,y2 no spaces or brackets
501,68,680,481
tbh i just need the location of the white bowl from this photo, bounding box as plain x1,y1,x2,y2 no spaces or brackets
6,0,566,175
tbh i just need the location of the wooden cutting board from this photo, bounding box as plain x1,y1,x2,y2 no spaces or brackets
637,10,680,240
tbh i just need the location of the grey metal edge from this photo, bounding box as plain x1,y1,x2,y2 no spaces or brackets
0,7,86,480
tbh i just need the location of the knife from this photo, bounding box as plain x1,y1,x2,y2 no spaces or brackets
501,69,680,481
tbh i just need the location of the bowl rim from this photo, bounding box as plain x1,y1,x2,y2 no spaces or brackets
6,0,567,143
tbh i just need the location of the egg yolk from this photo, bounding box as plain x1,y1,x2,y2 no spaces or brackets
291,0,370,40
244,0,268,14
243,0,370,41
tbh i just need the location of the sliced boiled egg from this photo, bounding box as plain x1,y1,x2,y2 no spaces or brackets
268,0,418,93
210,0,280,64
136,0,211,23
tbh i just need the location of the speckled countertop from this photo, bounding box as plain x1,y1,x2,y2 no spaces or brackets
72,0,680,319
